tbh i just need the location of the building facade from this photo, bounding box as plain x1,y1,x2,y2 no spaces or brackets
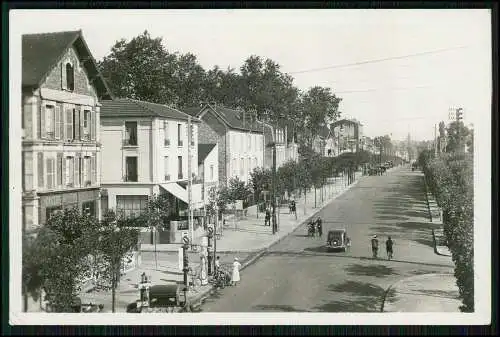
330,119,364,156
99,98,203,220
261,124,299,169
198,143,219,203
21,30,113,233
185,104,264,185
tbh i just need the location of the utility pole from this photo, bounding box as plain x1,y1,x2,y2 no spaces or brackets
188,116,194,246
272,142,277,235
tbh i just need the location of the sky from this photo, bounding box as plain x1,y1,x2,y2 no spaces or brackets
11,9,491,141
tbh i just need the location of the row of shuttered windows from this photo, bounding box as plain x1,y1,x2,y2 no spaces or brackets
36,101,96,141
22,151,97,192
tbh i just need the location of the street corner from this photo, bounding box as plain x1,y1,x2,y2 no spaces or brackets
381,273,461,312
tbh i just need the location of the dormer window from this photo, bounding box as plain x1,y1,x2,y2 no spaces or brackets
66,63,74,91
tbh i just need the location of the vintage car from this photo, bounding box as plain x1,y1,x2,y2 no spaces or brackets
326,229,350,252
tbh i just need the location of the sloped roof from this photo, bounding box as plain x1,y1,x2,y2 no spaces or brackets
331,119,362,128
183,107,203,118
198,143,217,164
101,98,201,122
22,30,113,100
197,104,263,133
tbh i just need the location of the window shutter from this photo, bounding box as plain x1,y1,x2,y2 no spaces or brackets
62,154,66,187
91,153,96,185
46,158,53,189
74,153,80,187
37,152,44,188
65,106,73,140
40,104,47,139
74,109,80,140
90,110,96,140
37,103,41,139
57,153,63,187
61,62,67,90
55,105,61,139
80,108,85,140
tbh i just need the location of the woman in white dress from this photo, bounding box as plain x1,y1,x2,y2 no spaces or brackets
232,257,241,286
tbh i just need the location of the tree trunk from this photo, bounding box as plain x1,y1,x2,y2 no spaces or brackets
303,188,307,215
314,187,317,208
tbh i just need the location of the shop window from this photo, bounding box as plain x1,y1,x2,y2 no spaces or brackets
116,195,148,219
82,201,96,218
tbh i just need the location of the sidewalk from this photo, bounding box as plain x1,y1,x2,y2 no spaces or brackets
80,172,363,312
423,176,452,257
140,173,362,253
382,273,461,312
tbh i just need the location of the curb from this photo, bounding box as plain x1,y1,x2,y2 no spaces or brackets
380,272,454,312
186,177,363,310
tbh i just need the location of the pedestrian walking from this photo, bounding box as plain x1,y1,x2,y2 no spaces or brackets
232,257,241,286
371,235,379,258
265,209,271,226
316,217,323,237
385,236,394,260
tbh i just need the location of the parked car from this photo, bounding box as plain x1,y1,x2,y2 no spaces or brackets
326,229,350,252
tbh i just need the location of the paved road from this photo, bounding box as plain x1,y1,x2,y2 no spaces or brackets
198,167,455,312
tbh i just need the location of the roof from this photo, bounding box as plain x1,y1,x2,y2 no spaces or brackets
183,107,203,118
22,30,113,100
202,104,263,133
331,119,362,128
100,98,201,122
198,143,217,164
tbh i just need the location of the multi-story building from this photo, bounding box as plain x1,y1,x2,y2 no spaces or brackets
261,124,299,169
99,98,204,220
312,125,331,156
184,104,264,185
198,143,219,203
21,30,113,233
330,119,364,156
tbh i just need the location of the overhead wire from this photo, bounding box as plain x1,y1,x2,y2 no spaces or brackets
288,45,471,75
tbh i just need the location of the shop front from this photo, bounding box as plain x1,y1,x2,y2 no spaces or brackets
38,188,100,225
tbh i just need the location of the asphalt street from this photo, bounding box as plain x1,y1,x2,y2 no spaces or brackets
198,167,455,312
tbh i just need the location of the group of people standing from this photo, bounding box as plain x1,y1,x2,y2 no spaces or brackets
308,217,323,237
370,235,394,259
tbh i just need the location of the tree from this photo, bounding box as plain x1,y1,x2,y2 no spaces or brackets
297,86,342,149
446,121,470,153
250,167,272,202
227,177,252,208
22,208,100,312
97,211,139,313
99,30,179,105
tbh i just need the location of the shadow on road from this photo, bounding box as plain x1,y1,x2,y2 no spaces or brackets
252,304,311,312
314,281,391,312
344,263,399,278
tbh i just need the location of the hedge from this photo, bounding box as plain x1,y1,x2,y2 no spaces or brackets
420,150,474,312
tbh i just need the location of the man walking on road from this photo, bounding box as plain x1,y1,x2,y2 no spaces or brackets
316,217,323,237
371,235,379,258
265,209,271,226
385,236,394,260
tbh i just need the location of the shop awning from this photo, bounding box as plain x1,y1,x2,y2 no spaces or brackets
160,183,188,204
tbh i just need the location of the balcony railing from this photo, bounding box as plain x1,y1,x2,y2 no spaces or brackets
123,139,138,146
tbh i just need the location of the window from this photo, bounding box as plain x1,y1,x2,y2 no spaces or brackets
125,156,138,182
240,158,244,177
163,121,170,146
124,122,137,146
190,125,195,146
66,156,74,187
82,201,96,218
83,110,91,140
66,63,74,91
116,195,148,219
178,156,183,179
232,158,237,177
22,152,33,191
177,124,183,146
164,156,170,181
248,134,251,150
44,105,55,139
210,165,214,181
73,109,80,140
84,156,91,186
57,153,63,187
247,158,251,174
46,158,55,189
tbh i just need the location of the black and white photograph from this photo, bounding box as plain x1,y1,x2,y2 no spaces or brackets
9,9,491,326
